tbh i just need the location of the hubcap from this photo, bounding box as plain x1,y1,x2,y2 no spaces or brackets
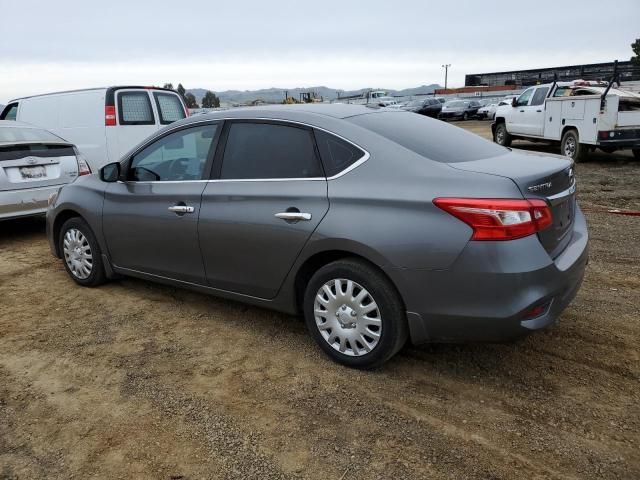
496,128,504,143
314,279,382,357
63,228,93,279
564,137,576,157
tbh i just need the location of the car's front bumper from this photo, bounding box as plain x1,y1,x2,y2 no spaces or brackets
438,111,463,119
389,204,589,344
0,184,62,221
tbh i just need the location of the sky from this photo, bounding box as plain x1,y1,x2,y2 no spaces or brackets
1,0,638,103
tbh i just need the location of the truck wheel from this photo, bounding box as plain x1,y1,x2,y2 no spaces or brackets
494,122,512,147
633,149,640,160
561,129,587,162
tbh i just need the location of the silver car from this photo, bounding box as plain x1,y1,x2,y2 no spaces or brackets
46,105,588,368
1,121,90,220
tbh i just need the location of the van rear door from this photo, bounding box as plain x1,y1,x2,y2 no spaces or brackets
105,88,187,165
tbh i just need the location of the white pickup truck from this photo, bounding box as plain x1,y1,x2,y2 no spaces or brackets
334,90,398,107
492,80,640,161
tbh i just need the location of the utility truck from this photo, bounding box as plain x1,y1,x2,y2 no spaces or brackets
492,79,640,161
333,90,398,107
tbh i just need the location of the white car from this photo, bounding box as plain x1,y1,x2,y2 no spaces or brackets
0,121,90,220
477,103,498,120
1,86,188,170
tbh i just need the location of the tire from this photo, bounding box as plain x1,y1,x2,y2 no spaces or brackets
494,122,512,147
58,217,107,287
561,129,587,162
303,259,408,369
632,148,640,160
462,112,469,121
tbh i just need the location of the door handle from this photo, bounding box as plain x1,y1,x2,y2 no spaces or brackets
168,205,195,214
275,212,312,221
519,110,525,112
536,109,542,113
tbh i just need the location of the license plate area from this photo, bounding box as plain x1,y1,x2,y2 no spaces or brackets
19,166,47,179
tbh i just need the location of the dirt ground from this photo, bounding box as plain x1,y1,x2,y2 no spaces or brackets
1,121,638,480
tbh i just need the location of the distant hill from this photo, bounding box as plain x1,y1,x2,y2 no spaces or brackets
187,84,441,105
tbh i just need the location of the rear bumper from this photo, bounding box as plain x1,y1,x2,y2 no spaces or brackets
0,184,61,221
598,129,640,149
390,205,589,344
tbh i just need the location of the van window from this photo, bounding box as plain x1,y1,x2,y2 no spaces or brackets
0,103,19,121
118,91,154,125
129,124,218,181
154,92,186,124
220,122,322,179
314,129,365,177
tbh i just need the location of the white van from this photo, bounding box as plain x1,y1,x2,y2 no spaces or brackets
0,86,188,170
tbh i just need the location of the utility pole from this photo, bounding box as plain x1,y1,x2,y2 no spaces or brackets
442,64,451,91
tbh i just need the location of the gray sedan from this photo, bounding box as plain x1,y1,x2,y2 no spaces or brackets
1,121,91,220
46,105,588,368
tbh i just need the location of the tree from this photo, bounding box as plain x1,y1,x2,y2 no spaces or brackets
184,92,199,109
162,83,174,90
201,90,220,108
176,83,186,100
631,38,640,66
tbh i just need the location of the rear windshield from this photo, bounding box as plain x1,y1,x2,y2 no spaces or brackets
0,127,61,143
154,92,186,124
118,91,154,125
348,112,508,163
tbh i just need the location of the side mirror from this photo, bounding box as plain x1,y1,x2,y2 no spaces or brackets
100,162,120,182
511,97,518,107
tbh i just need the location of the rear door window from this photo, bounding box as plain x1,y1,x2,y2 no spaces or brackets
220,122,323,179
153,92,186,124
314,129,365,177
530,87,550,106
0,102,19,121
117,91,154,125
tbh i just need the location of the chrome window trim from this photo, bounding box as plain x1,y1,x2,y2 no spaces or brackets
122,116,370,184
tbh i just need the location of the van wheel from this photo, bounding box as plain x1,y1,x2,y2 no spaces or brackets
494,122,512,147
561,129,587,162
632,148,640,160
303,259,408,369
59,217,107,287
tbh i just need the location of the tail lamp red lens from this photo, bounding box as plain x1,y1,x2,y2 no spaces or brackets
105,105,116,126
433,198,553,241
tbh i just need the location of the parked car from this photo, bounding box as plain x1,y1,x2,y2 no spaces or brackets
477,103,498,120
438,100,482,120
46,104,588,368
493,80,640,161
402,98,442,118
0,86,188,171
0,121,90,220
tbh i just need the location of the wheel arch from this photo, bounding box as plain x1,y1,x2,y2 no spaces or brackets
51,209,85,257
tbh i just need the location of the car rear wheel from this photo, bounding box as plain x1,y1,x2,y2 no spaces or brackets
303,259,407,369
59,217,107,287
494,122,512,147
561,129,587,162
462,112,469,121
632,148,640,160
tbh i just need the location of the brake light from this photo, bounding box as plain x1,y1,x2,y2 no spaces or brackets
73,147,92,176
105,105,116,126
433,198,552,241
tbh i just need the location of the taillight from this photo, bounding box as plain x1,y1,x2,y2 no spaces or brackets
105,105,116,126
433,198,552,241
73,147,92,176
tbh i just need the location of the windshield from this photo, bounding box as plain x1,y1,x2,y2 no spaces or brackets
408,99,425,106
0,126,62,143
445,101,467,107
348,112,508,163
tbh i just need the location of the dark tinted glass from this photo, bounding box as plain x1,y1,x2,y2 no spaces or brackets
531,87,549,106
1,103,19,120
348,112,508,163
314,129,365,177
129,125,217,181
221,122,322,179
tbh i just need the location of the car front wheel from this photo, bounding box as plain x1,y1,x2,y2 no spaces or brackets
303,259,408,369
59,217,107,287
632,148,640,160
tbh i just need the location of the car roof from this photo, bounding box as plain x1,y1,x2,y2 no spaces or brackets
181,103,386,124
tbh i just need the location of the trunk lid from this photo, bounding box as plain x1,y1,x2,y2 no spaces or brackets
449,150,576,258
0,142,79,191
